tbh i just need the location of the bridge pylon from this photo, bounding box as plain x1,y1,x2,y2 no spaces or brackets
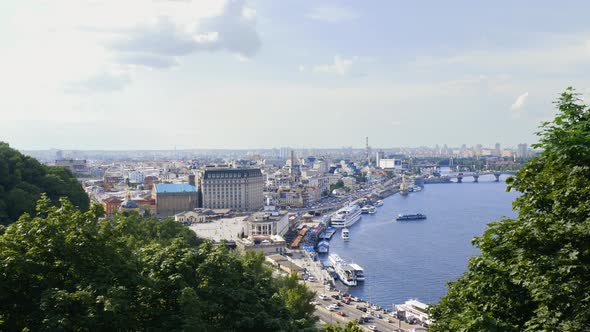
493,172,501,182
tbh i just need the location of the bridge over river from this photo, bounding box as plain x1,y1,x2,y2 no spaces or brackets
447,170,517,183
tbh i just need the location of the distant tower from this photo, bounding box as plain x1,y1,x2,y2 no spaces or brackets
290,150,295,177
365,136,371,165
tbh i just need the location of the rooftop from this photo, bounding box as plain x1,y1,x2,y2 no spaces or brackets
154,183,197,193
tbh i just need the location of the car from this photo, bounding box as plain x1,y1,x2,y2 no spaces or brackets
331,294,340,300
310,301,319,305
337,311,346,317
368,325,378,331
318,294,328,300
326,306,336,311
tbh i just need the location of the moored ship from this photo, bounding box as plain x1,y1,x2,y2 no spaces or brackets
361,205,376,214
341,228,350,241
331,204,362,228
329,254,364,287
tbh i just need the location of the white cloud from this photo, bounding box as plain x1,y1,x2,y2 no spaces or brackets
511,92,529,115
413,35,590,75
312,55,357,76
108,0,261,61
0,0,261,94
306,5,358,22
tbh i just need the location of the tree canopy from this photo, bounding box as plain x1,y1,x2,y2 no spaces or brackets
0,142,89,225
0,197,317,331
429,88,590,331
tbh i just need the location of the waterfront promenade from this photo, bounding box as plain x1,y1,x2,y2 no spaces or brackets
293,252,426,332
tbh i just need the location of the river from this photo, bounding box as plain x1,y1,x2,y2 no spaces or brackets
320,173,520,308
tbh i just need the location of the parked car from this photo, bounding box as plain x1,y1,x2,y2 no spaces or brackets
337,311,346,317
368,325,378,331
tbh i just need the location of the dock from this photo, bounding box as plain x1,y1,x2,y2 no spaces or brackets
319,228,337,240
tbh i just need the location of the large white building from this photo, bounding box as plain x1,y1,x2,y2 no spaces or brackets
378,158,402,170
127,170,145,184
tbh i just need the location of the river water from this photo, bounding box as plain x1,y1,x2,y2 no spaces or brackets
321,174,520,307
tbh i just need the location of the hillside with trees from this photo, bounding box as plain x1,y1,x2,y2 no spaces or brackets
0,197,318,331
0,142,89,225
429,88,590,331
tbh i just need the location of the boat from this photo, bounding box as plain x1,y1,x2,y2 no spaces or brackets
396,213,427,221
394,299,431,326
374,200,383,207
330,204,362,228
349,263,365,282
361,205,376,214
412,185,422,192
329,254,363,287
341,228,350,241
317,240,330,253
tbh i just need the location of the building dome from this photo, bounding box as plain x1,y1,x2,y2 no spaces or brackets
120,198,139,209
120,189,140,212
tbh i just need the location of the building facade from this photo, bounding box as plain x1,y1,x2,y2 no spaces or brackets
200,168,264,211
152,183,198,217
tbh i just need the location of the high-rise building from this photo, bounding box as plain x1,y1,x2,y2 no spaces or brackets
517,143,528,158
199,167,264,211
494,143,501,156
375,151,385,168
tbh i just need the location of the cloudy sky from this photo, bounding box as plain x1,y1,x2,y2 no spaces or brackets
2,0,590,150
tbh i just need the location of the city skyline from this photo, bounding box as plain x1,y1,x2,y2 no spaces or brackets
3,0,590,150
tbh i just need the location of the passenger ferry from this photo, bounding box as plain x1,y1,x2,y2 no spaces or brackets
361,205,376,214
348,263,365,282
396,213,427,221
330,204,362,228
341,228,350,241
329,254,365,287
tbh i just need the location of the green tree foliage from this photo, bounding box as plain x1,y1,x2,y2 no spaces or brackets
274,273,318,329
321,321,364,332
0,197,317,331
0,142,90,225
429,88,590,331
329,180,345,193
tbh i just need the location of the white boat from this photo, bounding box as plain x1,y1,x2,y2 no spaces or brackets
331,204,362,228
361,205,376,214
394,299,431,326
349,263,365,282
341,228,350,241
329,254,364,287
374,200,383,207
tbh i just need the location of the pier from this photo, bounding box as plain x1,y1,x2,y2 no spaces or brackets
296,251,427,331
